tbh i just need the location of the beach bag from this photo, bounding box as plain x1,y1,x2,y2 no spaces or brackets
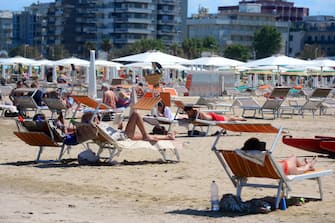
152,125,167,135
78,149,99,165
4,110,19,117
101,111,114,122
219,194,272,214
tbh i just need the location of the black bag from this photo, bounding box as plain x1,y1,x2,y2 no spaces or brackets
101,112,114,122
152,125,167,135
4,110,19,117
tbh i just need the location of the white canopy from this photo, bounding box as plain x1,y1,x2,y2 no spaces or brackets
54,57,90,67
185,56,244,67
113,50,189,64
124,62,190,70
245,55,308,67
308,58,335,68
0,56,36,65
95,59,123,69
32,59,55,66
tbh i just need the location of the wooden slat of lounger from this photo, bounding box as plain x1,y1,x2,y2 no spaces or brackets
72,95,110,110
133,97,160,110
221,150,280,179
174,100,185,109
216,123,279,133
14,132,59,147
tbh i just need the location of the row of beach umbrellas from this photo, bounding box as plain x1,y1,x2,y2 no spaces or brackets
1,52,335,76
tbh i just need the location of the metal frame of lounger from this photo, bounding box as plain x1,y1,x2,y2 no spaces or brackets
210,122,333,209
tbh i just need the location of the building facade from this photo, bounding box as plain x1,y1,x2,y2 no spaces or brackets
218,0,308,22
0,11,13,52
188,3,289,56
289,16,335,57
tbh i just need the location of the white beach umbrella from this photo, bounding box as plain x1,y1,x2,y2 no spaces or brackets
308,58,335,68
245,55,308,67
54,57,89,67
88,50,97,98
185,56,245,67
113,50,189,64
0,56,36,65
95,59,123,69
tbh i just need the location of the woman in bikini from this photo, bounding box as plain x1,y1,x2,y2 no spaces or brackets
183,105,246,122
241,137,317,175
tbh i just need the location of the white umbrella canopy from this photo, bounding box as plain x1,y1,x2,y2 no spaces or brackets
308,58,335,68
54,57,90,67
32,59,55,66
185,56,245,67
112,50,190,64
95,59,123,69
0,56,36,65
245,55,308,67
124,62,190,70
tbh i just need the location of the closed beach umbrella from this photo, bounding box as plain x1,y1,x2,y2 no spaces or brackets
88,50,97,98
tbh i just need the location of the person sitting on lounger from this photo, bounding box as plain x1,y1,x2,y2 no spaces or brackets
241,137,317,175
183,105,246,122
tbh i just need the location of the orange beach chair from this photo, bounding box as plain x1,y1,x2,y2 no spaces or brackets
211,122,333,209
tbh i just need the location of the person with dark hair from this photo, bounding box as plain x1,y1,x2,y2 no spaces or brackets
135,82,145,98
157,101,174,121
29,81,44,106
241,137,317,175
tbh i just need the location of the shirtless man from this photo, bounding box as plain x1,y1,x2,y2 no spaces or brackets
101,83,117,109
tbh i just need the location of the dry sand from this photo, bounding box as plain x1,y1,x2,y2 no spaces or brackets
0,108,334,223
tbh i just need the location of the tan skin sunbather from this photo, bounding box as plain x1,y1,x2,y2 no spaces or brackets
124,111,175,142
81,111,175,143
242,137,317,175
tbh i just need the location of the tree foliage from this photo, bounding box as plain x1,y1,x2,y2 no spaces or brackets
126,39,165,55
9,45,41,59
223,44,251,62
100,38,112,53
253,26,282,59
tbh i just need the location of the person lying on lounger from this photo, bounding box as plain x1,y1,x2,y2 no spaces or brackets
82,110,175,143
241,137,317,175
183,105,246,122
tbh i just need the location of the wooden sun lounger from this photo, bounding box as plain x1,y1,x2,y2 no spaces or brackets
211,122,333,209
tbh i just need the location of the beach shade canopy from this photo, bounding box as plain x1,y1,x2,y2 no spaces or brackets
112,50,190,64
95,59,123,69
0,56,36,65
185,56,245,67
124,62,190,70
31,59,55,66
308,58,335,68
245,55,309,68
54,57,90,67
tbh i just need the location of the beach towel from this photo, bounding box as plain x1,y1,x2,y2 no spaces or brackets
235,149,266,166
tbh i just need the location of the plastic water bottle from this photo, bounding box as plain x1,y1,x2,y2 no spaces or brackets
210,180,220,211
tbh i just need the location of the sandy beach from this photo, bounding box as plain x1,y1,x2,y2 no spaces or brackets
0,107,334,223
